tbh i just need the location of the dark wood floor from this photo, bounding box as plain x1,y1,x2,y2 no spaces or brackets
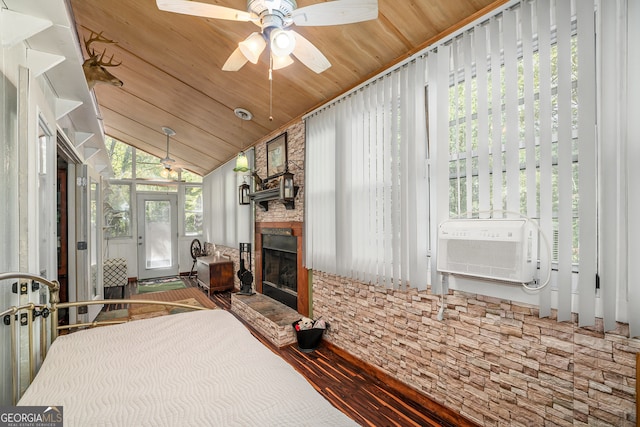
108,277,477,427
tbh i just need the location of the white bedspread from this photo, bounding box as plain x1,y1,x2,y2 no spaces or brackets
19,310,358,426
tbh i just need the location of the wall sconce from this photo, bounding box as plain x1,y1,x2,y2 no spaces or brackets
280,171,295,201
233,151,250,172
238,178,250,205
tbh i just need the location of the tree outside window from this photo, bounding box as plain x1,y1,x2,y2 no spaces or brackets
184,185,203,236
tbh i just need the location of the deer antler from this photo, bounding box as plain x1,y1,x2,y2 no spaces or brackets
96,49,122,67
84,31,122,67
82,30,124,88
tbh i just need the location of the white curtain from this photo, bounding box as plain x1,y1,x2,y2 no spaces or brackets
599,0,639,335
305,59,429,290
203,149,253,249
627,0,640,338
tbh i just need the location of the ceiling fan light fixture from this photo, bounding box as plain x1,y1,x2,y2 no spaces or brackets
271,53,294,70
239,32,267,64
160,165,178,180
270,28,296,57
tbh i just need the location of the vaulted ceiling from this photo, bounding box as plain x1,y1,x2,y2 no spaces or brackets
69,0,505,176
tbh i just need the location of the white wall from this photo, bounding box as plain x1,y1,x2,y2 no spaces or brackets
0,0,111,404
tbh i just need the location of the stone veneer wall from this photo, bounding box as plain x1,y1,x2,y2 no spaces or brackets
231,294,298,347
253,121,305,223
312,271,639,426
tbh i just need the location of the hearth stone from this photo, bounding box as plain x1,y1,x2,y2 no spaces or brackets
231,293,300,347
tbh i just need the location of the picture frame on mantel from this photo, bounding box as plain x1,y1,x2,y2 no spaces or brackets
266,132,287,179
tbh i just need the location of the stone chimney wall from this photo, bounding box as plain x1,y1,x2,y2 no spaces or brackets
254,121,304,224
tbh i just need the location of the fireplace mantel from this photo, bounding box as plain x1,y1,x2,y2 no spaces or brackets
255,221,309,316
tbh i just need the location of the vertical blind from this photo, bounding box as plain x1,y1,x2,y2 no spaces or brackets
599,0,638,336
627,0,640,338
203,149,253,249
305,0,637,333
431,0,597,323
305,59,429,290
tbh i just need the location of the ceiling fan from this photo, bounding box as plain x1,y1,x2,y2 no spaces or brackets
156,0,378,73
160,126,182,178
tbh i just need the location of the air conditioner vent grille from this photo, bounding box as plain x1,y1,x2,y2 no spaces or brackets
437,219,537,284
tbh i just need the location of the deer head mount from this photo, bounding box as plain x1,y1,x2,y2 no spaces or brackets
82,31,124,89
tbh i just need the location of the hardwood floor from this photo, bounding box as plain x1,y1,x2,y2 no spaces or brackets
190,279,476,426
110,277,477,426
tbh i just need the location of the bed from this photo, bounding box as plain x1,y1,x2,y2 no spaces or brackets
1,273,357,426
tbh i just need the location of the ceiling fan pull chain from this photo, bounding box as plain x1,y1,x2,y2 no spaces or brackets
269,58,274,121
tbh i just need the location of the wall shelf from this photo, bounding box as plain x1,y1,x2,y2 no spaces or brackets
248,187,298,211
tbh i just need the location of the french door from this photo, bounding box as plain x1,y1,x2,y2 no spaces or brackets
136,194,178,280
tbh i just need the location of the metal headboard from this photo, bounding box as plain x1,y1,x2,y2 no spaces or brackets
0,271,208,405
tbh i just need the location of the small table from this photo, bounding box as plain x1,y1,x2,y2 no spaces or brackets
196,256,234,295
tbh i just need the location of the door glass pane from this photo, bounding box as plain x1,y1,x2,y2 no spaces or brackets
144,200,172,269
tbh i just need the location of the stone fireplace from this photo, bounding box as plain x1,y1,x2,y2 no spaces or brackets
255,221,308,316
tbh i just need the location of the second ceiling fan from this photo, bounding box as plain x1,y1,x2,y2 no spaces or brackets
156,0,378,73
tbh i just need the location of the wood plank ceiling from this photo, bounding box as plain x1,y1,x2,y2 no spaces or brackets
70,0,505,176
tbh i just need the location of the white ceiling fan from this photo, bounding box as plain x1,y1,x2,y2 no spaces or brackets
156,0,378,73
160,126,182,178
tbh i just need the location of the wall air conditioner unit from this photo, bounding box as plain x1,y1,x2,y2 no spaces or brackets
437,218,537,284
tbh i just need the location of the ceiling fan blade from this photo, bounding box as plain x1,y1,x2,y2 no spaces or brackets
292,0,378,27
222,47,249,71
291,31,331,73
156,0,252,22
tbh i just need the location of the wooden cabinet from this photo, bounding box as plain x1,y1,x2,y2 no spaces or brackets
196,256,234,295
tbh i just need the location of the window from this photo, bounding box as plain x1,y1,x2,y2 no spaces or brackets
429,0,597,321
135,149,167,180
136,183,178,192
105,137,133,179
181,169,202,183
104,183,131,238
184,185,203,236
446,12,580,265
104,136,203,239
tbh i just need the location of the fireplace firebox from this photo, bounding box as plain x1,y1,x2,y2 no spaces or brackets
255,222,308,316
262,234,297,310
